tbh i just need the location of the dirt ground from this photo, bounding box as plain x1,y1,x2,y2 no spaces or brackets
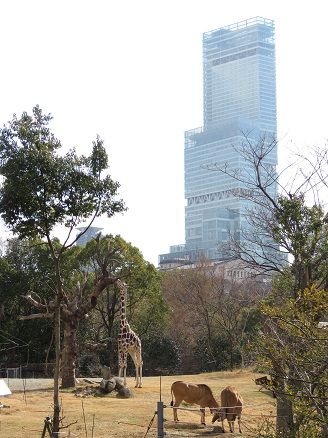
0,369,276,437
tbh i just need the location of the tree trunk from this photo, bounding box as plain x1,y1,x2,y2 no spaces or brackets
106,289,117,370
240,347,245,369
107,338,115,371
52,301,61,435
52,256,63,437
321,424,328,438
229,348,233,372
275,379,295,438
61,319,78,388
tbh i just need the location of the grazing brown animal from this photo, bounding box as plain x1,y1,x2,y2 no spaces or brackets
255,375,270,389
255,375,276,398
212,386,243,433
170,381,219,425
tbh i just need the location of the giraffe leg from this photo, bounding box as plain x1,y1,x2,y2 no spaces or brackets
136,359,143,388
118,353,123,378
136,362,143,388
123,363,127,386
136,350,143,388
119,351,128,386
139,362,143,388
130,351,142,388
135,364,139,388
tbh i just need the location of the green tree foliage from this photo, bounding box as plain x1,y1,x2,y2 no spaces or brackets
0,106,124,238
142,336,181,375
255,197,328,437
272,194,328,292
0,239,56,367
208,136,328,436
79,234,168,373
0,106,125,433
162,263,262,373
256,285,328,438
194,334,240,372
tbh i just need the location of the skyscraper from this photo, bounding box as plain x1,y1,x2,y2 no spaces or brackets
76,226,103,246
159,17,277,267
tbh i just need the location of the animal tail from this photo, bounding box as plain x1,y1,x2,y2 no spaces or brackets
170,387,174,406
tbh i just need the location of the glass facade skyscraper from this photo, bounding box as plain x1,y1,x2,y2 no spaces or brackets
159,17,277,267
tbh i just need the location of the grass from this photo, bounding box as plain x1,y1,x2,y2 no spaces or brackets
0,369,276,437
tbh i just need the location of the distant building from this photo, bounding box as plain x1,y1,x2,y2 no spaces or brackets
75,226,103,246
159,17,277,268
159,256,267,283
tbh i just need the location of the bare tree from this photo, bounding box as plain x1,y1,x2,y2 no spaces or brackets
208,134,328,437
163,260,264,372
163,261,224,371
212,279,266,370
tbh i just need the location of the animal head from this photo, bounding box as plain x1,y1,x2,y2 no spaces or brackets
212,407,226,423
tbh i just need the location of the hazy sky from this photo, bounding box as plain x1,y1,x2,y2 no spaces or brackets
1,1,328,266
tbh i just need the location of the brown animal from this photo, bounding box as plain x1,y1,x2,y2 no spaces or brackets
255,375,270,389
255,375,276,398
212,386,243,433
170,381,219,425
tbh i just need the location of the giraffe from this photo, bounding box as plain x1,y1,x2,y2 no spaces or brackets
116,279,143,388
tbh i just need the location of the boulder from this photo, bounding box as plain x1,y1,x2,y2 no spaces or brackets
116,386,133,398
99,378,116,393
101,365,112,380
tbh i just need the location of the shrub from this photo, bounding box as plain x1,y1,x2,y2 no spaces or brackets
142,336,181,375
76,354,102,377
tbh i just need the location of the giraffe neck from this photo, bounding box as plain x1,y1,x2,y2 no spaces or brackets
119,283,127,328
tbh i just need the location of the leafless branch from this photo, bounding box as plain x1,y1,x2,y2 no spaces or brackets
18,313,54,320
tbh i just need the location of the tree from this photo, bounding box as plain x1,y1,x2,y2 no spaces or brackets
272,194,328,293
208,135,328,281
0,238,58,367
209,135,328,436
1,232,166,388
162,262,222,372
0,106,125,435
80,234,167,374
256,283,328,438
16,237,107,388
162,261,262,373
211,282,264,370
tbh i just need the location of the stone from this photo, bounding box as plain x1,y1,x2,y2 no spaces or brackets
116,386,133,398
99,378,116,393
101,365,112,380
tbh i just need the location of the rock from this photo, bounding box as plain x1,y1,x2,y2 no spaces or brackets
101,365,112,380
79,374,129,398
116,386,133,398
112,377,124,390
74,386,97,397
99,378,116,393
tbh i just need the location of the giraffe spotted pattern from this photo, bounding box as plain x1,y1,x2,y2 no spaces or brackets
116,279,143,388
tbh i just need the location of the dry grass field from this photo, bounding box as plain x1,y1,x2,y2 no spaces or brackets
0,369,276,438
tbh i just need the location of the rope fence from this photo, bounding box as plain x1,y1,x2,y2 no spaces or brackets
150,400,281,438
166,401,273,412
166,404,289,420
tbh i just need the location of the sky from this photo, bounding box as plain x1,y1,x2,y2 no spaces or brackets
1,1,328,266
